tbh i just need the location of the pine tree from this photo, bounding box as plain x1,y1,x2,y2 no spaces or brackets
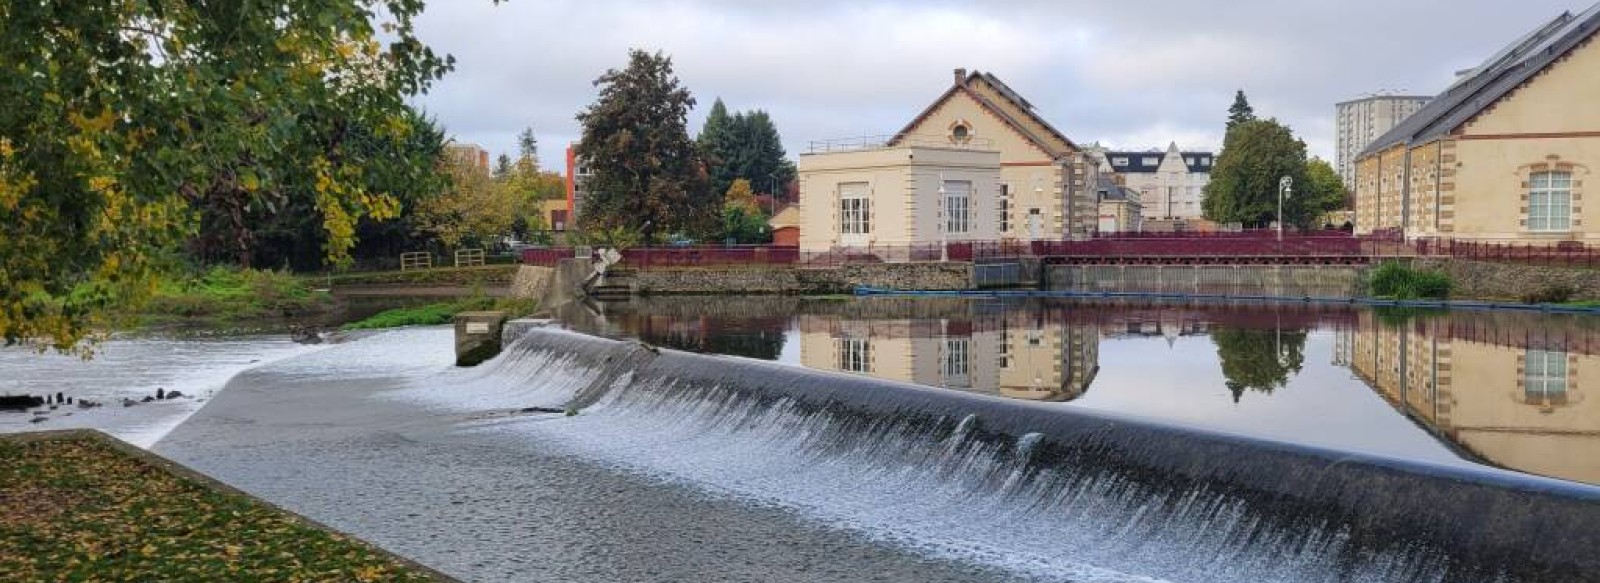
699,99,736,198
699,100,796,201
1228,90,1257,130
493,154,513,179
517,127,539,170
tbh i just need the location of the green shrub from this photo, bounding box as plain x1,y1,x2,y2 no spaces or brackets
1367,261,1452,300
146,266,331,319
339,296,540,331
1523,283,1577,304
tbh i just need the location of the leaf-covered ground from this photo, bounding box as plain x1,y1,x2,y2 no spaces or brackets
0,434,443,582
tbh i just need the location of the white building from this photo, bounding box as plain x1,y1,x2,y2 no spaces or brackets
1334,95,1430,187
1089,143,1214,222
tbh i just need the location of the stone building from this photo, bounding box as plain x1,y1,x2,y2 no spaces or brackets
1088,142,1214,223
797,69,1098,253
1354,5,1600,242
1334,95,1431,187
445,142,490,173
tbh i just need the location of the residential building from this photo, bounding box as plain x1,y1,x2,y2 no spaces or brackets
539,199,569,233
445,142,490,172
1089,142,1214,222
564,144,591,227
1094,175,1142,233
1354,5,1600,242
797,69,1098,253
1334,95,1431,187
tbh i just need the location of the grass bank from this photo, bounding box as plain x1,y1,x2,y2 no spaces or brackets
144,267,336,323
341,297,539,331
317,265,518,287
0,433,444,582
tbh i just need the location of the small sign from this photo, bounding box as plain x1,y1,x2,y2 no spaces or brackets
466,322,490,334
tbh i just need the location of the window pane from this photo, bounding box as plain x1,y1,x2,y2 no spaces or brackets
1532,172,1551,189
1551,172,1573,189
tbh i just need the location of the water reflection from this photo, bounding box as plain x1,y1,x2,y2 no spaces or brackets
1344,309,1600,485
563,296,1600,485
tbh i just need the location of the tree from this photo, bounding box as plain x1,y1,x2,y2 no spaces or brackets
575,50,713,241
413,153,514,249
1304,157,1349,227
1,1,459,351
1202,119,1312,229
723,178,759,214
1211,327,1307,403
699,99,797,202
493,154,513,179
1228,90,1256,130
719,179,769,243
516,127,539,171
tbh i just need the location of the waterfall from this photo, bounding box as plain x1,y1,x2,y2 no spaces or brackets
414,329,1600,583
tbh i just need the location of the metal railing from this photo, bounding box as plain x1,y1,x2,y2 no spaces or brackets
1415,238,1600,269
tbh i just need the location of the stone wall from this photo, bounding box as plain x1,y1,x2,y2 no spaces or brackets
508,266,553,300
1046,264,1364,297
632,262,973,296
1413,258,1600,301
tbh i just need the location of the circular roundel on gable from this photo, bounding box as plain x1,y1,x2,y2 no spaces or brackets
949,120,973,144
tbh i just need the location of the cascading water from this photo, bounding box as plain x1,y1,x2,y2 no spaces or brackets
406,329,1600,583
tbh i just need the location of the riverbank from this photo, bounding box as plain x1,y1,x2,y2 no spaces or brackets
0,431,450,582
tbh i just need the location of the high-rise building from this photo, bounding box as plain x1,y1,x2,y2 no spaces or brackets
1334,95,1430,187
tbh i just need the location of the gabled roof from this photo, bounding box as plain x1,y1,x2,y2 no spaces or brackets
889,70,1078,158
1360,3,1600,158
1095,176,1139,202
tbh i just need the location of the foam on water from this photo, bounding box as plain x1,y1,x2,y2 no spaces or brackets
0,336,326,447
373,330,1569,583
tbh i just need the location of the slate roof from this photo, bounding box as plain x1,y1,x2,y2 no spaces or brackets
1102,151,1215,174
1359,3,1600,158
1095,176,1139,202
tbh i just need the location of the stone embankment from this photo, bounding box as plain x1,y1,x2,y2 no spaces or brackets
1413,258,1600,301
634,263,972,295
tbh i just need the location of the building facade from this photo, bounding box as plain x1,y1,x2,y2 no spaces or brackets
1334,95,1431,187
445,142,490,172
1354,5,1600,242
564,144,591,228
798,69,1098,253
1089,143,1213,223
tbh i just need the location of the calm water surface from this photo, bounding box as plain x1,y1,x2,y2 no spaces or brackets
559,296,1600,486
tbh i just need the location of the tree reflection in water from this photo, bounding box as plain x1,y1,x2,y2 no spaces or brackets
1211,327,1308,402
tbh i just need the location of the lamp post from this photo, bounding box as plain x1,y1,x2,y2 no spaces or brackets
938,175,949,262
1278,176,1293,241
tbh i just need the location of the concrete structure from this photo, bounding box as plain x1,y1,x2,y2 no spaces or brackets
454,311,508,366
768,205,800,247
798,69,1097,253
798,142,1001,252
446,142,490,173
1346,311,1600,484
1335,95,1431,187
1088,142,1214,222
1354,5,1600,242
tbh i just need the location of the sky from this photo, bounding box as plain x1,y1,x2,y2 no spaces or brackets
411,0,1588,171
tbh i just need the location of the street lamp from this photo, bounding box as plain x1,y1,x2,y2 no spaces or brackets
1278,176,1293,241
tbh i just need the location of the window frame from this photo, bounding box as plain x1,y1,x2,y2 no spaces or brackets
1528,171,1574,232
944,180,972,234
839,183,871,235
1526,349,1568,402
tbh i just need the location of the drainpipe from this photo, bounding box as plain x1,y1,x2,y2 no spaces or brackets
1433,141,1444,234
1400,143,1413,240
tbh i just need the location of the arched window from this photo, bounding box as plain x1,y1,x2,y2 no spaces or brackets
1529,171,1574,232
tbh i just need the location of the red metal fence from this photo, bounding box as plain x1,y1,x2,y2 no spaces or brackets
521,232,1600,269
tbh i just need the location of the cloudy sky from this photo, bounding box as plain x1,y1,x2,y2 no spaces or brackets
412,0,1586,169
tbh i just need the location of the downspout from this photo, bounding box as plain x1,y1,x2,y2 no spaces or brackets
1400,143,1414,240
1433,140,1444,234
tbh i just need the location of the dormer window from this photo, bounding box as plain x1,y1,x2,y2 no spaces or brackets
1112,157,1129,166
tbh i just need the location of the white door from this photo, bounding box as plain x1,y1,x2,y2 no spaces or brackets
839,182,870,248
1027,209,1042,239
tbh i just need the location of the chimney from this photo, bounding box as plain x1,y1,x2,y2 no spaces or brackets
954,68,968,85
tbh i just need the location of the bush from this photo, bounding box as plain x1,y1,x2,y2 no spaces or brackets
146,267,332,319
1522,283,1577,305
1368,261,1452,300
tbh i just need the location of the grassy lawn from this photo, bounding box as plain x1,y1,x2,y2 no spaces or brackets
144,267,337,322
0,433,445,582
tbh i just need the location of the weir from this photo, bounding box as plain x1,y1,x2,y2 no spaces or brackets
484,328,1600,582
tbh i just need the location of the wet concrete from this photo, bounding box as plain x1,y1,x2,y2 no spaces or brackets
153,347,1036,583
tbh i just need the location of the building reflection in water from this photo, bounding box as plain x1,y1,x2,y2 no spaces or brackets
1343,310,1600,485
799,308,1100,402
